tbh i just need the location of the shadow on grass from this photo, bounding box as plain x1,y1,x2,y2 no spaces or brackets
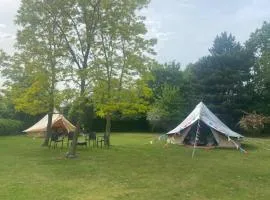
241,143,258,151
214,143,258,152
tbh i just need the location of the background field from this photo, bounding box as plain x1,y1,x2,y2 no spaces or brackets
0,133,270,200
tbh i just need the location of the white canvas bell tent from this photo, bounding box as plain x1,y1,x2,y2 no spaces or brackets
167,102,243,148
23,111,76,137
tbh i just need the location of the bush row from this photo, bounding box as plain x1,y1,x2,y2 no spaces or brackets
91,118,151,133
0,118,24,135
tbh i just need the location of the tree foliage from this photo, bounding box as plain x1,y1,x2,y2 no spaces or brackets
147,84,184,131
188,32,252,127
91,0,155,145
246,21,270,115
2,55,51,115
0,50,10,69
0,118,24,135
2,0,69,146
147,62,187,131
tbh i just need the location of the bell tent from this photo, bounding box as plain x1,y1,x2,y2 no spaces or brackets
167,102,243,148
23,112,76,137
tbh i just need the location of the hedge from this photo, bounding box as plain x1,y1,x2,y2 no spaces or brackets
0,118,24,135
91,118,150,133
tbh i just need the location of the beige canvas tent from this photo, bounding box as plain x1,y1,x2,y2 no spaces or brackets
23,112,76,137
167,102,243,148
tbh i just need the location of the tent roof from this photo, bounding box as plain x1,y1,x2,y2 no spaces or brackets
23,113,75,133
167,102,243,138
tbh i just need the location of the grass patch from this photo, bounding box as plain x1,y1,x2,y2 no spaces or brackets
0,133,270,200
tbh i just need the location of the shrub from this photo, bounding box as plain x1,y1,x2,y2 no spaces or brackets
239,112,270,134
0,118,24,135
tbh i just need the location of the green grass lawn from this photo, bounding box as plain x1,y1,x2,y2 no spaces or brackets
0,133,270,200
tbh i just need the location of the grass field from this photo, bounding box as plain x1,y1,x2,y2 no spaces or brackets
0,133,270,200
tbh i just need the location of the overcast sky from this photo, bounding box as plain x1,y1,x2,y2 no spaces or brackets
0,0,270,67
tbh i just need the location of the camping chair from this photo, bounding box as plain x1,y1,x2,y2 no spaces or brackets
76,132,88,148
87,132,97,147
49,133,64,149
67,132,87,148
67,132,74,147
96,135,104,148
97,135,109,148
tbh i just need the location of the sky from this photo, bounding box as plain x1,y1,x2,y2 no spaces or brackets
0,0,270,67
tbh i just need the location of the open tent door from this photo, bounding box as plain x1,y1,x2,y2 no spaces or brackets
183,120,218,147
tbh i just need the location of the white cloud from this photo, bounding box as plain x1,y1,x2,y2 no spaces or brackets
233,0,268,22
0,0,20,8
145,20,175,41
144,19,161,28
156,32,175,40
0,31,15,41
144,12,176,42
177,1,196,9
0,24,6,28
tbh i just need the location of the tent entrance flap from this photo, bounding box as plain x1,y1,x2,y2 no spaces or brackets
183,120,218,146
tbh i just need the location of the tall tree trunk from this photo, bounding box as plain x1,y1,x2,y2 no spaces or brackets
42,51,56,146
42,79,55,146
67,78,85,157
42,109,53,146
104,113,111,146
80,79,86,96
66,122,80,158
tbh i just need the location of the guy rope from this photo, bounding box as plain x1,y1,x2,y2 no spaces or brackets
228,136,248,154
192,120,201,158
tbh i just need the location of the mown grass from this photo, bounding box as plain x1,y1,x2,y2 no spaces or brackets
0,133,270,200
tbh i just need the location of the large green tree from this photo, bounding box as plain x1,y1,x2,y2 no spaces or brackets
147,84,185,131
12,0,156,154
246,21,270,115
147,61,187,131
92,0,155,146
3,0,67,146
0,50,13,119
13,0,102,155
50,0,102,157
189,32,252,127
0,50,10,70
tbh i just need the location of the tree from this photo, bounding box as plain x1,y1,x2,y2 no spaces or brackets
147,61,187,131
3,54,49,112
1,50,51,117
4,0,156,152
1,51,41,129
14,0,101,155
93,76,153,146
189,32,252,127
149,61,182,98
48,0,102,157
92,0,156,146
4,0,66,146
147,84,185,131
68,96,95,132
0,50,10,70
246,21,270,116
